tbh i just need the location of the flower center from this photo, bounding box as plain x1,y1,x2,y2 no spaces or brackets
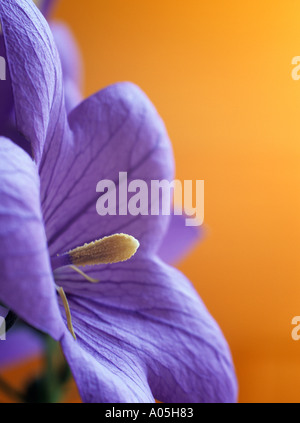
51,233,139,340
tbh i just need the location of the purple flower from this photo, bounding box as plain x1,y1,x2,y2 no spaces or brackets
0,0,237,403
0,326,43,368
0,305,43,368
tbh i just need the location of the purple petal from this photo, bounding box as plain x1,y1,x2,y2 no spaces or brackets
50,21,83,88
62,79,82,115
61,331,155,403
0,0,54,128
0,305,8,319
43,82,174,257
0,122,32,156
56,257,237,403
0,0,67,164
0,34,13,127
158,212,203,264
0,327,43,368
50,21,83,113
38,0,57,17
0,138,65,340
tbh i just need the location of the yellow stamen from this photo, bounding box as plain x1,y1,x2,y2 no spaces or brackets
69,265,99,283
68,233,140,267
56,286,76,340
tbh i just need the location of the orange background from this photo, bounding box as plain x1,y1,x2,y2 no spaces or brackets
2,0,300,403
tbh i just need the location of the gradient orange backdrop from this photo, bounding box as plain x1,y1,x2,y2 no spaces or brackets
3,0,299,403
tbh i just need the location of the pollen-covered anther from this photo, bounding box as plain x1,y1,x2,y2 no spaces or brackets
68,233,140,267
